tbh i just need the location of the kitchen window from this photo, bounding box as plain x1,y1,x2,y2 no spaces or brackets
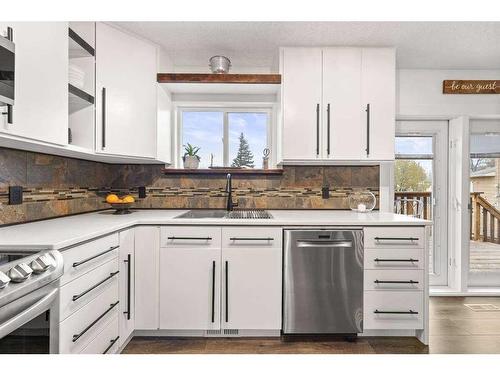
178,107,272,169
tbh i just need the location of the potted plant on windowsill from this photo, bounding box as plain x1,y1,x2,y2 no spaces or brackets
183,143,201,169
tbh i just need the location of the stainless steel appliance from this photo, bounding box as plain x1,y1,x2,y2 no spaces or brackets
0,249,63,353
0,26,14,123
283,229,364,335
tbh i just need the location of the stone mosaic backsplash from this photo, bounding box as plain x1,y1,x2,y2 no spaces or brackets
0,147,380,225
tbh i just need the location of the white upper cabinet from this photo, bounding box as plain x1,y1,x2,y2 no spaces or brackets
95,23,157,159
361,48,396,160
281,48,322,160
322,48,363,160
280,46,395,162
0,22,68,145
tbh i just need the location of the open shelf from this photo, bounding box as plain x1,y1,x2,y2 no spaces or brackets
162,168,284,175
157,73,281,84
69,28,95,58
68,84,94,114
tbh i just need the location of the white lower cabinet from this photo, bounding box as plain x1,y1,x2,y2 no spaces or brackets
158,226,283,334
134,226,160,329
159,247,221,330
119,229,135,346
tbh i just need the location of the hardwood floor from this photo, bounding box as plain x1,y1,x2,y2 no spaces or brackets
122,297,500,354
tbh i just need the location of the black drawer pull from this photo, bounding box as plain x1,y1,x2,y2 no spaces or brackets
229,237,274,241
103,335,120,354
167,236,212,241
211,261,215,323
374,258,419,263
72,245,120,268
225,260,229,323
374,280,419,284
72,271,119,301
72,301,119,342
374,310,418,315
374,237,419,242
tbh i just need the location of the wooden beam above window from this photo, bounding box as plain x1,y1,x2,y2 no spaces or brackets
157,73,281,85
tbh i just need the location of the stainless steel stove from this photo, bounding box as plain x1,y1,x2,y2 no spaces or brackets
0,249,63,353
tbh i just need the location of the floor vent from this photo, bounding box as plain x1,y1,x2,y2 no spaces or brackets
465,304,500,311
205,329,222,335
223,329,239,335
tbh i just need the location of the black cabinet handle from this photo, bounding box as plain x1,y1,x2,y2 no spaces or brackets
72,301,119,342
374,310,418,315
326,103,331,156
103,336,120,354
211,261,215,323
374,258,419,263
374,237,419,242
101,87,106,149
6,26,13,41
229,237,274,241
72,245,119,268
225,260,229,323
123,254,131,320
2,105,13,124
167,236,212,241
365,103,370,156
72,271,119,301
374,280,419,284
316,103,320,156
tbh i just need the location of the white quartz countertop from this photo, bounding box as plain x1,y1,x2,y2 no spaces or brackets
0,209,431,250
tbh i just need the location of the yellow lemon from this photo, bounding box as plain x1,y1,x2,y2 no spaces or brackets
122,195,135,203
106,194,120,204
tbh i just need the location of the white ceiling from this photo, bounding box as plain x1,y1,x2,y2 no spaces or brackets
114,22,500,71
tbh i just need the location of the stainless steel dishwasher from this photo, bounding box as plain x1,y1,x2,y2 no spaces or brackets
283,229,364,335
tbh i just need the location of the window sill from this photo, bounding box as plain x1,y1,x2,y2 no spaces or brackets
162,168,284,175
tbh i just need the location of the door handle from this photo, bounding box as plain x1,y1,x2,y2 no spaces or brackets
72,246,119,268
374,280,419,284
316,103,320,156
225,260,229,323
103,336,120,354
1,105,12,124
326,103,331,156
374,310,418,315
123,254,131,320
211,261,215,323
296,240,353,248
365,103,370,156
72,301,119,342
101,87,106,149
72,271,119,301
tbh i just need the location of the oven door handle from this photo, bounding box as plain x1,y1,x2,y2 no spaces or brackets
0,288,58,339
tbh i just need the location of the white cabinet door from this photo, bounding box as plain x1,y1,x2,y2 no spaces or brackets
222,247,282,330
361,48,396,160
0,22,68,145
95,23,157,158
160,247,221,330
134,226,160,330
119,229,135,346
281,48,323,160
322,48,363,159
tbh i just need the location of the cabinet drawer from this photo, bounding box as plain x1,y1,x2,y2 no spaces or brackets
61,234,119,285
364,270,424,291
364,227,425,249
364,249,424,270
222,227,282,248
80,315,120,354
59,258,119,321
364,291,423,330
59,281,119,354
160,226,221,248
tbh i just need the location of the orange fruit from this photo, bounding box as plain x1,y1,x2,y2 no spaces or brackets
106,194,120,204
122,195,135,203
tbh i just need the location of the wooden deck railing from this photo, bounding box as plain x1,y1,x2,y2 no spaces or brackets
394,192,432,220
470,192,500,244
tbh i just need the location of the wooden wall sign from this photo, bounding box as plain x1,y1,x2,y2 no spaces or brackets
443,80,500,94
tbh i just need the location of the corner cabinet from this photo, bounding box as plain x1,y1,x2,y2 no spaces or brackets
0,22,68,145
280,47,395,162
95,23,158,159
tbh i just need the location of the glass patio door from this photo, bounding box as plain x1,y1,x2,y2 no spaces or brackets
395,121,449,286
468,119,500,287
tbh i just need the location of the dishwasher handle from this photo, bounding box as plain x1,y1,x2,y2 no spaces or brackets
296,240,353,248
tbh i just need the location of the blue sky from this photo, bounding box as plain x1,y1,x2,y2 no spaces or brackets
182,111,267,168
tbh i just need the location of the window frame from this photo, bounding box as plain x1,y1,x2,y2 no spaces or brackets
175,104,274,169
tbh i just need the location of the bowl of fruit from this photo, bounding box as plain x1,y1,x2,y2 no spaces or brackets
105,194,136,215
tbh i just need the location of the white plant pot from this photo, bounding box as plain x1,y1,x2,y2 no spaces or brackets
183,155,200,169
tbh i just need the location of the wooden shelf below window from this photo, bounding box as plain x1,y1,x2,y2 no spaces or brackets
157,73,281,84
162,168,284,175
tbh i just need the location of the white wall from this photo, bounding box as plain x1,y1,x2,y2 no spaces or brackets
397,69,500,117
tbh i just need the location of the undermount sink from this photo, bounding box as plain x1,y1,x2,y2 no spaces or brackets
174,210,272,219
